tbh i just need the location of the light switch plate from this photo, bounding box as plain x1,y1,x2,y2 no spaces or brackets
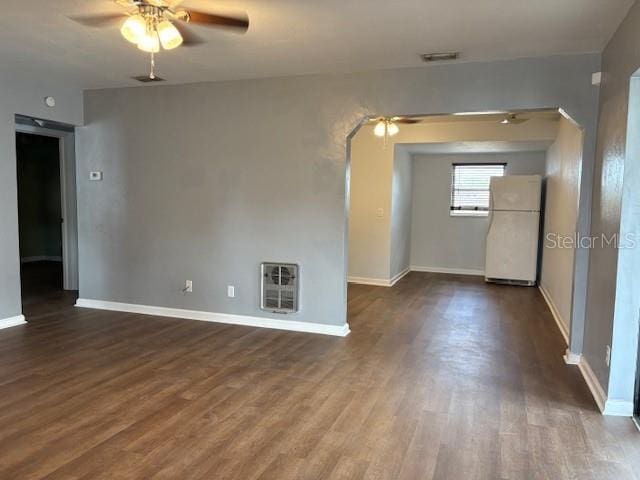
89,171,103,181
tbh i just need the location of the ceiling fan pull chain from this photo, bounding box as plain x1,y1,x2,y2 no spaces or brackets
150,52,156,79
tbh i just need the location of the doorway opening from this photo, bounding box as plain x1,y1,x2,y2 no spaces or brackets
15,116,79,320
345,109,586,347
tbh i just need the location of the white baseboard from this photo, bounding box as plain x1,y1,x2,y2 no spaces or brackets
348,267,410,287
574,355,631,416
603,399,635,417
21,256,62,264
347,276,393,287
576,357,634,417
537,290,629,416
0,315,27,330
349,266,483,286
75,299,350,337
390,268,411,286
539,285,569,345
564,349,582,365
410,266,485,276
577,357,607,413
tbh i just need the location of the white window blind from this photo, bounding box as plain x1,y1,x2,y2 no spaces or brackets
450,163,506,217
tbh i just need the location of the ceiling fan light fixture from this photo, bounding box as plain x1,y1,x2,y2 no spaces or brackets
374,120,387,137
121,15,146,44
157,20,183,50
387,122,399,136
137,30,160,53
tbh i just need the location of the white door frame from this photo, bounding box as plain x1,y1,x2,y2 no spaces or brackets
15,123,79,291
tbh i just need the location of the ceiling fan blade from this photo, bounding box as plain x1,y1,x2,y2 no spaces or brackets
173,22,206,46
68,13,125,28
389,116,420,124
186,10,249,32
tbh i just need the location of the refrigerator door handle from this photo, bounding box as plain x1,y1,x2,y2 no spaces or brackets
487,209,494,232
487,189,495,229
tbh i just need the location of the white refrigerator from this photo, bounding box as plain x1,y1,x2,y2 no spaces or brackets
485,175,542,286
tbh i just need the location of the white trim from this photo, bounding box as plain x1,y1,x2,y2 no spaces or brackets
410,265,485,276
390,267,411,286
539,285,569,345
20,256,62,264
75,299,350,337
349,266,483,286
564,349,582,365
577,357,607,413
603,399,634,417
0,315,27,330
347,276,393,287
348,267,410,287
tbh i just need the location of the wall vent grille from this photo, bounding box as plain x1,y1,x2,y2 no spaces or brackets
261,263,299,314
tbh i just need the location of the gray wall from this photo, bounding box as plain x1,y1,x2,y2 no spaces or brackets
584,1,640,407
390,147,413,279
0,78,82,320
77,54,601,328
540,117,583,337
410,152,547,273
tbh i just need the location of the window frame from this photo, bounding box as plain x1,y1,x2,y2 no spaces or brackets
449,162,507,217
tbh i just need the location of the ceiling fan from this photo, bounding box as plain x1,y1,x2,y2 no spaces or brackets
368,116,420,142
69,1,249,78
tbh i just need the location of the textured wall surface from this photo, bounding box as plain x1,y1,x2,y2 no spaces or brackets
410,152,547,274
540,117,583,336
0,78,82,320
583,2,640,405
78,55,600,328
390,147,413,279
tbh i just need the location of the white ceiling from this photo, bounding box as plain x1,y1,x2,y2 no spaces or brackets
0,0,634,89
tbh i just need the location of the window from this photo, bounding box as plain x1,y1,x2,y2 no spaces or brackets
450,163,506,217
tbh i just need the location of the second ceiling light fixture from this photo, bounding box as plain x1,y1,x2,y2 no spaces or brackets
371,116,420,144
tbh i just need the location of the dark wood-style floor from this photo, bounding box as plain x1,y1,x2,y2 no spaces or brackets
1,272,638,479
20,261,78,320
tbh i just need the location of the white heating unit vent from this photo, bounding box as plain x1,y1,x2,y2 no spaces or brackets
261,263,299,313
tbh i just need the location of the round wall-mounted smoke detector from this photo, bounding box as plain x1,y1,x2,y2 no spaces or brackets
44,96,56,108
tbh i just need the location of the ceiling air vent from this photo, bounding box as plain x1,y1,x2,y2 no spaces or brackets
420,52,460,63
261,263,299,314
131,75,166,83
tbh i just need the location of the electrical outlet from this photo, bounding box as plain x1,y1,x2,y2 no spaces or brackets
605,345,611,367
227,286,235,298
184,280,193,293
376,208,384,218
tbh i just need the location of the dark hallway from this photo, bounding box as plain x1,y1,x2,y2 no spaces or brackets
16,133,76,320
